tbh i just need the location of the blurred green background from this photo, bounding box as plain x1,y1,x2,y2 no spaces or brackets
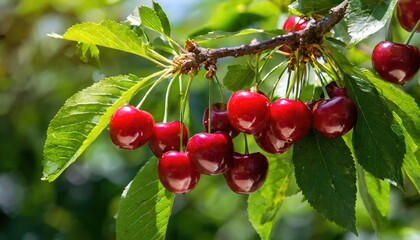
1,0,419,239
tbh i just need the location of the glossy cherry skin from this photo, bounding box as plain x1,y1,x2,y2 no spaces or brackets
312,96,357,139
227,90,270,134
372,41,420,84
186,132,233,175
270,98,312,143
224,152,269,194
280,16,308,52
148,121,188,157
158,151,201,194
254,127,292,154
203,102,239,138
109,105,154,150
326,81,348,97
397,0,420,32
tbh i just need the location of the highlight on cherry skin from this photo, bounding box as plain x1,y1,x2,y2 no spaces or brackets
109,104,155,150
158,151,201,194
254,127,293,154
372,41,420,85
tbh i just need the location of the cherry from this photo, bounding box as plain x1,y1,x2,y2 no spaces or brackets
280,16,308,53
312,96,357,139
372,41,420,85
397,0,420,32
203,102,239,138
148,121,188,157
270,98,312,143
305,99,318,111
109,105,154,150
254,127,292,154
326,81,348,97
158,151,200,194
227,90,270,134
224,152,269,194
186,132,233,175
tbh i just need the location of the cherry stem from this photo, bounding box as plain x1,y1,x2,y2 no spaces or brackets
286,65,298,99
243,133,249,155
179,74,194,152
314,68,330,99
163,72,179,123
136,69,172,109
255,53,262,85
269,62,288,100
208,79,213,134
405,19,420,45
386,17,394,42
214,75,225,104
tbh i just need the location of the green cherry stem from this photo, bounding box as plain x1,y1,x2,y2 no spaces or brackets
243,133,249,155
405,19,420,45
286,66,298,99
163,71,180,123
179,74,194,152
136,69,172,109
214,75,225,104
269,64,288,101
208,79,213,134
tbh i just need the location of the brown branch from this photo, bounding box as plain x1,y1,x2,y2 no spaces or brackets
178,0,349,78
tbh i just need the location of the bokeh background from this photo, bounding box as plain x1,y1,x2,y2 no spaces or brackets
1,0,419,239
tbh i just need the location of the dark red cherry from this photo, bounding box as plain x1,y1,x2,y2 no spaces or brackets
326,81,348,97
227,90,270,134
280,16,308,53
186,132,233,175
305,99,318,111
312,96,357,138
270,98,312,143
254,127,292,154
372,41,420,84
158,151,200,194
109,105,154,150
148,121,188,157
224,152,269,194
397,0,420,32
203,102,239,138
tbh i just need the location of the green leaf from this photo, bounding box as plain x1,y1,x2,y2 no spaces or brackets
357,166,390,232
116,157,174,240
76,42,100,66
139,6,165,35
293,130,357,234
55,20,149,59
248,150,293,240
42,73,158,182
288,0,342,15
346,0,398,44
343,74,405,187
153,1,171,36
223,64,255,91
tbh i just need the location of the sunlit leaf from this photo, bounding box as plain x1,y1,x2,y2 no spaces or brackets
293,130,357,234
153,1,171,36
288,0,342,15
139,6,166,36
116,158,174,240
223,64,255,91
248,150,293,240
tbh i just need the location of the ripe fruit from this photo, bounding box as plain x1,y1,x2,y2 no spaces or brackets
254,127,292,154
281,15,308,52
270,98,312,143
224,152,269,194
326,81,348,97
203,102,239,138
148,121,188,157
158,151,200,194
396,0,420,32
312,96,357,138
372,41,420,84
227,90,270,134
186,132,232,175
109,105,154,150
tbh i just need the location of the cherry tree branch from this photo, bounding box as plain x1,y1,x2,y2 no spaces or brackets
177,0,349,78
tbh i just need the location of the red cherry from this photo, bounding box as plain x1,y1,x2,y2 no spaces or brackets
203,102,239,138
227,90,270,134
280,16,308,53
254,127,292,154
148,121,188,157
326,81,348,97
158,151,200,194
305,99,318,111
224,152,269,194
109,105,154,150
186,132,233,175
312,96,357,138
372,41,420,85
270,98,312,143
397,0,420,32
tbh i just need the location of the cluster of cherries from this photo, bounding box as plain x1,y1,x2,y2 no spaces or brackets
108,80,357,195
372,0,420,85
